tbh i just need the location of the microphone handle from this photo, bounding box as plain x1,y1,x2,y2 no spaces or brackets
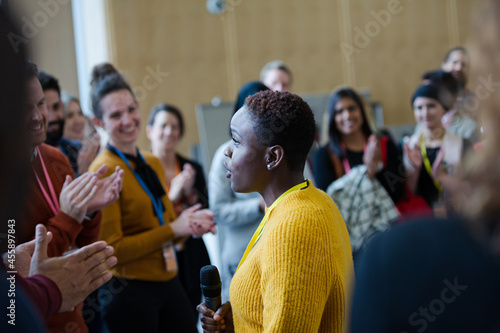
205,295,221,311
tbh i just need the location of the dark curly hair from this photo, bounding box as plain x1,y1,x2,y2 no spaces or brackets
37,70,60,95
244,90,315,171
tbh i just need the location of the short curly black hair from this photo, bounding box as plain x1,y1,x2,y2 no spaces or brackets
244,90,315,171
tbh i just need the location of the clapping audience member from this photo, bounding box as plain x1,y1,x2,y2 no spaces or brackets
0,11,117,332
198,90,353,332
20,61,124,333
60,92,100,176
403,84,470,213
313,88,404,252
208,81,269,301
351,3,500,331
314,88,404,199
88,63,216,333
146,103,212,315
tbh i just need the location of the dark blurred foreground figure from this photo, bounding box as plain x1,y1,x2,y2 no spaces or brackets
350,1,500,332
0,9,117,333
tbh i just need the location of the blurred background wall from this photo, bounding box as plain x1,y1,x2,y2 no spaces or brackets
6,0,476,157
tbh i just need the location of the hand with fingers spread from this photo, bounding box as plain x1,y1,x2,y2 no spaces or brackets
170,203,216,239
30,224,117,312
403,137,423,174
77,134,101,175
59,172,98,223
169,163,197,203
197,301,234,333
86,164,125,215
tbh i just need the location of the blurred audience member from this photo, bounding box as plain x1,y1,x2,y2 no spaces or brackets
351,4,500,331
146,103,211,315
260,59,292,92
403,84,470,214
37,71,65,147
314,87,404,253
60,92,100,176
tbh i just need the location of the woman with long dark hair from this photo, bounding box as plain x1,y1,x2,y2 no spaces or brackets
313,87,404,204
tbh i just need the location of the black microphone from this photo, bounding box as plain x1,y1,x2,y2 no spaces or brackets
200,265,222,311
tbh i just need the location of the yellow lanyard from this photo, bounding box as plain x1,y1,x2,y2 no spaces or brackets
235,180,309,272
419,136,443,193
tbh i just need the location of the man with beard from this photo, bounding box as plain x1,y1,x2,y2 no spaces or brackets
38,71,65,146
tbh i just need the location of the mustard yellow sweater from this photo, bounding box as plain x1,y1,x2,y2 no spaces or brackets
229,183,354,332
89,149,177,281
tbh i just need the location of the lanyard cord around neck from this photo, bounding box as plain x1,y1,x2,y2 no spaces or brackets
236,179,309,272
33,147,60,216
340,142,367,174
419,136,443,193
108,145,165,226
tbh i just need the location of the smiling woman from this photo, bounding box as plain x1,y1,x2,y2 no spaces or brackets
88,63,216,333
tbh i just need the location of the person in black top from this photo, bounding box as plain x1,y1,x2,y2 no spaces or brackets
313,87,404,204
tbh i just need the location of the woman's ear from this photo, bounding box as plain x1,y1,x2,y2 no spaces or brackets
92,117,103,128
266,145,285,170
145,125,152,140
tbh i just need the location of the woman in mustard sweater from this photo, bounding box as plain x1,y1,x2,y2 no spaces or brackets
197,90,354,332
88,63,216,333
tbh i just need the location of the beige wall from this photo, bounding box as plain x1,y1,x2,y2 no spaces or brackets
9,0,79,98
107,0,477,156
12,0,477,156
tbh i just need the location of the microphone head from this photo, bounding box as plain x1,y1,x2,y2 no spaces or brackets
200,265,221,298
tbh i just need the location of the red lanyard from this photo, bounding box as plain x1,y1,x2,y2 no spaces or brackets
33,147,60,216
340,142,367,174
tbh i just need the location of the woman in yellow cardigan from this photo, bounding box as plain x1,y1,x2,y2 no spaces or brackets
88,63,216,333
197,91,354,332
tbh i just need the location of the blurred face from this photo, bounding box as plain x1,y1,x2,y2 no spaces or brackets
334,97,364,137
63,100,86,140
262,69,291,92
99,89,140,150
224,106,267,193
147,110,182,153
26,77,48,148
441,50,469,85
413,97,447,130
44,88,64,141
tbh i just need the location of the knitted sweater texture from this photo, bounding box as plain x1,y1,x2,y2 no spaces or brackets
229,183,354,332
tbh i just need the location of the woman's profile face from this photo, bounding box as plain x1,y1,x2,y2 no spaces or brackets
147,110,182,153
224,106,267,193
413,97,446,131
333,97,363,137
63,100,86,140
99,89,140,148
